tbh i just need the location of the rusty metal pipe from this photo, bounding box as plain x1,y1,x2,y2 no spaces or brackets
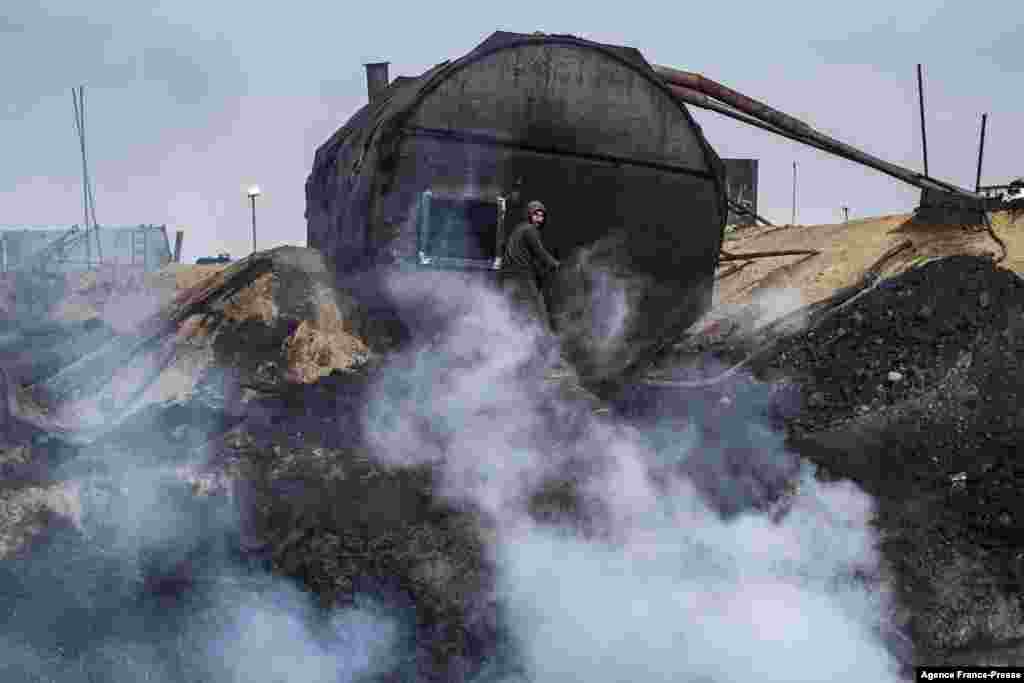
655,64,981,200
665,83,825,148
654,65,813,134
664,83,918,188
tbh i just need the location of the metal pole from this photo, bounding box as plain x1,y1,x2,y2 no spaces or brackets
73,85,102,266
73,88,91,265
250,195,257,253
82,85,101,264
975,113,988,193
917,64,929,176
791,161,797,225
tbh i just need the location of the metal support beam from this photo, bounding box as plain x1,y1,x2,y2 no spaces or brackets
975,113,988,193
917,64,929,176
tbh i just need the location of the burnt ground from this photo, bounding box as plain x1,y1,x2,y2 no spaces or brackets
648,254,1024,661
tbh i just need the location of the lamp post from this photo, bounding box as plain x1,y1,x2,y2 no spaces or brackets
247,185,261,253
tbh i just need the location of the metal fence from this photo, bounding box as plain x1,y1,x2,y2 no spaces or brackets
0,224,172,272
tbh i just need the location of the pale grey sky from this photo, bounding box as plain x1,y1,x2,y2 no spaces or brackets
2,1,1020,263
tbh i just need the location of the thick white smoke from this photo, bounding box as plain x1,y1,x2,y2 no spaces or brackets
198,580,399,683
364,269,903,682
2,376,399,682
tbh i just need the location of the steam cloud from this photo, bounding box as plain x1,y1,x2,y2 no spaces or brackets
365,269,903,682
0,302,399,683
0,439,400,682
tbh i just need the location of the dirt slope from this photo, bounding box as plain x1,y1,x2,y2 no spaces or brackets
714,210,1024,313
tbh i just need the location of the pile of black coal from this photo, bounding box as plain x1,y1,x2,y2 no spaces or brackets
751,255,1024,655
754,255,1024,433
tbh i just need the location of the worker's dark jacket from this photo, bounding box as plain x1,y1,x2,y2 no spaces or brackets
500,221,560,328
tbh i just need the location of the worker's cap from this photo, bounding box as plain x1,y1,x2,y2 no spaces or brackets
526,200,547,216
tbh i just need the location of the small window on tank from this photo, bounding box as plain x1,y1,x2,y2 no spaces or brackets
417,191,506,270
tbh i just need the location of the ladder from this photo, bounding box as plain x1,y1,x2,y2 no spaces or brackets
130,225,149,269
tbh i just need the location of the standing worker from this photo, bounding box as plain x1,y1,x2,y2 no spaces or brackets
500,200,560,331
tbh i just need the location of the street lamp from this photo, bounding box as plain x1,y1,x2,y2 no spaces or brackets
247,185,261,253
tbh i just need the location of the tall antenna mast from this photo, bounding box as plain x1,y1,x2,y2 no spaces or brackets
72,85,102,265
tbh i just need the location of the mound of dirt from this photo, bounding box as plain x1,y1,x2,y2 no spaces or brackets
714,210,1023,313
143,263,229,293
23,247,375,432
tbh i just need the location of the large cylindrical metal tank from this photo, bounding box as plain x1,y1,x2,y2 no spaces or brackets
307,31,728,388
